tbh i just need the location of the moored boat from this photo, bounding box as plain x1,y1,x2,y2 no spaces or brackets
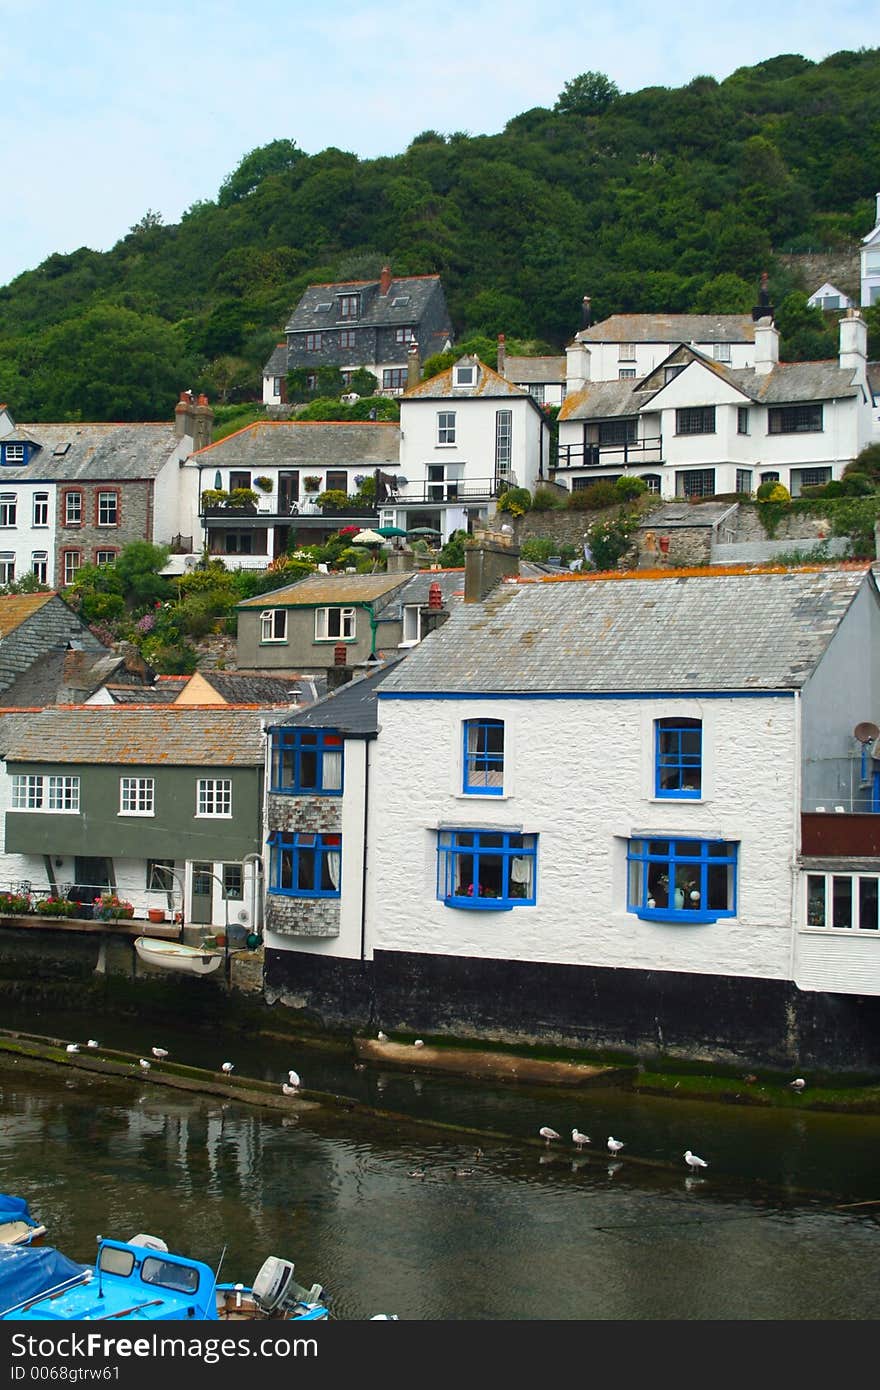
134,936,224,976
1,1236,329,1321
0,1193,47,1247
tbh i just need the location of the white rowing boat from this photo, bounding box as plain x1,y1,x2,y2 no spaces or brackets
134,936,223,976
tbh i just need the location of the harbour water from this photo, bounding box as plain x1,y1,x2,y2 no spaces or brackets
1,1005,879,1320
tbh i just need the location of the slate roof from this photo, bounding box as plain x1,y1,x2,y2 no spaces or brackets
559,351,864,421
404,358,533,401
104,679,187,703
191,420,400,468
376,569,465,621
268,658,405,736
263,344,287,375
1,707,268,765
237,571,409,610
504,356,566,384
285,275,445,334
1,649,136,708
0,594,108,698
576,314,756,345
378,567,873,695
636,503,739,532
0,593,56,634
0,422,181,481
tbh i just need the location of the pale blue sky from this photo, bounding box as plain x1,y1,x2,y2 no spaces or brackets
0,0,873,286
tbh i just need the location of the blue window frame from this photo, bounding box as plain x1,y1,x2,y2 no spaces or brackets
437,830,536,910
627,838,737,923
270,728,343,795
463,719,504,795
268,831,341,897
655,718,701,798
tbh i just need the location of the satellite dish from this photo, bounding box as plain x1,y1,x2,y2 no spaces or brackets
854,722,879,743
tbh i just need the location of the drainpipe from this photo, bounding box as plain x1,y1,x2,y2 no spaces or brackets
241,851,264,941
360,737,371,964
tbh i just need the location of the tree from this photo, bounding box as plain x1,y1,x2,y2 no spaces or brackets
554,71,621,117
217,139,304,206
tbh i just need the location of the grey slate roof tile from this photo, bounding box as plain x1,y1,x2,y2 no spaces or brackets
268,658,405,736
2,707,268,765
192,420,400,468
0,423,181,481
285,275,444,333
378,568,872,695
577,314,756,344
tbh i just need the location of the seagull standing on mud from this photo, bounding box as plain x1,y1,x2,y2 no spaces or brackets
607,1136,625,1155
139,1058,151,1071
684,1150,708,1173
572,1129,591,1151
221,1062,234,1074
539,1127,560,1146
151,1047,169,1060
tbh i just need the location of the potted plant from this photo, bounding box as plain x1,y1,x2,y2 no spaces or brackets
0,890,32,915
254,476,274,493
35,897,78,918
303,476,322,493
227,487,259,511
200,488,228,510
94,893,135,921
147,906,167,924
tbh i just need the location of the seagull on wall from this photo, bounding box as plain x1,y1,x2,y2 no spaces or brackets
221,1062,234,1074
86,1040,99,1049
139,1059,151,1071
684,1150,708,1173
281,1083,299,1098
539,1127,560,1146
413,1039,424,1048
151,1047,169,1060
287,1070,301,1088
377,1031,388,1042
65,1043,80,1054
789,1078,806,1090
607,1136,625,1155
572,1129,591,1151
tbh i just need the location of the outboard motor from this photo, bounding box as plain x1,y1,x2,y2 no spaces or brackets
252,1257,326,1316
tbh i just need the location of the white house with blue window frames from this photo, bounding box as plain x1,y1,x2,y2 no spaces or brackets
357,564,880,1066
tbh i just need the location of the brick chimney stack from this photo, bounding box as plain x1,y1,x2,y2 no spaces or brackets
420,580,451,638
379,264,392,296
193,393,214,449
464,530,520,604
497,333,507,377
174,390,197,441
326,642,354,689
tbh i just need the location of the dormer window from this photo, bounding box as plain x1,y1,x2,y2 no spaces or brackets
338,294,360,320
2,444,25,465
455,365,475,386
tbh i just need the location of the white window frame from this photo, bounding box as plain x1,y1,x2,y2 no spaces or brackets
0,494,17,527
196,778,232,818
261,609,288,643
63,551,82,585
805,871,880,933
618,342,636,361
4,444,24,463
713,342,732,362
47,775,80,813
97,492,119,526
437,411,456,445
495,410,512,476
400,604,421,647
12,775,43,809
65,492,82,526
31,551,48,583
455,366,474,387
119,776,155,817
0,553,14,583
315,606,355,642
33,493,49,527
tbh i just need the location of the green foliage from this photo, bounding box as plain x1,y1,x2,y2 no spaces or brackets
847,443,880,481
254,475,274,492
554,71,621,116
585,513,639,570
530,487,564,511
348,367,381,396
439,530,467,566
218,139,304,206
840,473,874,497
756,481,791,502
228,488,259,508
295,396,399,421
567,481,619,511
615,475,648,501
775,292,837,361
520,537,577,563
496,486,531,517
113,543,172,606
315,489,349,510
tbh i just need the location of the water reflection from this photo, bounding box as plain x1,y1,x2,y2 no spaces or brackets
2,1059,880,1320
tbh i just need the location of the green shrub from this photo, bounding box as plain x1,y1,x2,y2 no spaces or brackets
228,487,258,509
316,489,349,510
840,473,873,497
756,481,791,503
496,486,531,517
614,475,647,501
439,530,467,566
584,513,639,570
846,443,880,482
520,537,556,561
567,481,619,511
530,487,563,511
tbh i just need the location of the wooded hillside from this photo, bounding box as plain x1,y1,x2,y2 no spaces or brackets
2,48,879,421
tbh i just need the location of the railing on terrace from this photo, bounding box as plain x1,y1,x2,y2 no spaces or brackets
555,437,663,470
0,880,182,922
201,501,379,520
396,478,509,504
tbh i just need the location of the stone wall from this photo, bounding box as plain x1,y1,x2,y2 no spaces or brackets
777,250,860,301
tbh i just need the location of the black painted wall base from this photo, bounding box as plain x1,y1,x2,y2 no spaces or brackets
264,947,880,1071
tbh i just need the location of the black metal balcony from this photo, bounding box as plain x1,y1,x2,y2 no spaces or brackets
554,437,663,470
397,478,508,504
